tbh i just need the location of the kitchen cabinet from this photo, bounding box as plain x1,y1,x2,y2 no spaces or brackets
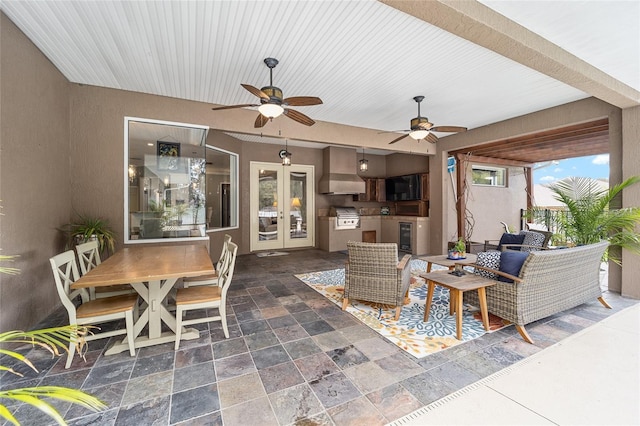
420,173,429,201
395,201,428,217
353,178,386,202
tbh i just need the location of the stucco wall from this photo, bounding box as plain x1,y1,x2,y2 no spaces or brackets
0,14,72,331
621,105,640,298
445,164,527,244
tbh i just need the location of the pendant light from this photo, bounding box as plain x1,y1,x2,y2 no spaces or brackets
359,148,368,172
279,138,292,166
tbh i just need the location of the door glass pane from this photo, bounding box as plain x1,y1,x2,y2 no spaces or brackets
258,169,279,240
290,171,307,239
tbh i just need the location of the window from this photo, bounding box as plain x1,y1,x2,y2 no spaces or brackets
124,117,238,244
472,165,506,187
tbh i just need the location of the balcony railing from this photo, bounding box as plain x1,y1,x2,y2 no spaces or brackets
520,208,570,246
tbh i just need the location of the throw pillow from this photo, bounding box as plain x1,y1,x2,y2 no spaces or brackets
497,233,525,251
475,251,500,279
519,230,546,252
498,251,529,283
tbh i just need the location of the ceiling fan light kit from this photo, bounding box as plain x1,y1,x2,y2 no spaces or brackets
409,129,429,140
388,96,467,145
212,57,322,128
258,103,284,118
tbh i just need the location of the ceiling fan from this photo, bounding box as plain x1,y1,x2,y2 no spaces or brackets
211,57,323,128
388,96,467,144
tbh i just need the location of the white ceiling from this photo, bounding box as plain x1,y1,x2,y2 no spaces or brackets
2,0,638,152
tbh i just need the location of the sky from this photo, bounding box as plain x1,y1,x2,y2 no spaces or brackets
533,154,609,185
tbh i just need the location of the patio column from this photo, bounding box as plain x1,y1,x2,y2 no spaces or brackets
455,153,467,242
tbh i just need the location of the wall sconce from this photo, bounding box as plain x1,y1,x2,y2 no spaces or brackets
291,197,302,209
359,149,369,172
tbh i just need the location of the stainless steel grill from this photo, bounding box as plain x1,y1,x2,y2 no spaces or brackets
330,206,360,230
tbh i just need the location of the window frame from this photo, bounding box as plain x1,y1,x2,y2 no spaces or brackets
471,165,507,187
124,116,239,245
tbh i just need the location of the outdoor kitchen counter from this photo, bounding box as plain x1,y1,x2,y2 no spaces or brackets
317,216,429,254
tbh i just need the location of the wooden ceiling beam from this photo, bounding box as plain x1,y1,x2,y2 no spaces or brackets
456,155,532,167
450,119,609,164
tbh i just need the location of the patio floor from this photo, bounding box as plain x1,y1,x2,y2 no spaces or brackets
2,248,637,425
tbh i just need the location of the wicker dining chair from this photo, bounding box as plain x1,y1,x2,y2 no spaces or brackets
342,241,412,321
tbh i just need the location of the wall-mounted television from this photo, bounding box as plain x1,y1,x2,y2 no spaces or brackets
385,174,421,201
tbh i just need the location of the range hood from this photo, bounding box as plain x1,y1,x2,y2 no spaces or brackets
318,146,366,195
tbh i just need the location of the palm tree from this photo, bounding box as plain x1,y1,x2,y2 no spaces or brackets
548,176,640,264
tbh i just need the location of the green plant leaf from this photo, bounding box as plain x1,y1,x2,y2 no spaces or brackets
547,176,640,262
0,404,20,426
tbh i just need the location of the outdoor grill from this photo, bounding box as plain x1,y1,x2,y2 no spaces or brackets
330,206,360,230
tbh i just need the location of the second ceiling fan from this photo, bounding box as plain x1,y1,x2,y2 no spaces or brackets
212,57,323,128
388,96,467,144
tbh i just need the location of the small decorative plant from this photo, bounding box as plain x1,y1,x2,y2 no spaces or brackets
449,238,467,259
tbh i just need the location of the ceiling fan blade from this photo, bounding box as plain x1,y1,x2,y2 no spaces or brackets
388,134,410,145
426,133,439,143
284,108,315,126
378,129,410,134
254,113,269,128
211,103,258,111
283,96,323,106
241,84,269,100
430,126,467,133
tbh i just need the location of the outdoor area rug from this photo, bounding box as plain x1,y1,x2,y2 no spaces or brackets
295,259,509,359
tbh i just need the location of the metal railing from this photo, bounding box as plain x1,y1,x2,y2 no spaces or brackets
520,208,570,246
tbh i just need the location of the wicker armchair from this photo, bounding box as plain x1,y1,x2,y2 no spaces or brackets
342,241,412,321
465,241,610,344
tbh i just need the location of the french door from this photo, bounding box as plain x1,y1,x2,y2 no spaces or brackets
250,162,315,252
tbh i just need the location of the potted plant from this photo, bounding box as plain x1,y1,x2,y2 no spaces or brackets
60,214,116,255
548,176,640,264
449,238,467,259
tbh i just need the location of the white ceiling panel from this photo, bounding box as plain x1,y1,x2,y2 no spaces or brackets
480,0,640,92
1,0,635,149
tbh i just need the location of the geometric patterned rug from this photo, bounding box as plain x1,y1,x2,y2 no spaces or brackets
295,259,510,359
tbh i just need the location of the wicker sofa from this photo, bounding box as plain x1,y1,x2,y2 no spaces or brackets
464,241,611,343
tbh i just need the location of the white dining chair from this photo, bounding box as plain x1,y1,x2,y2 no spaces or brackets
75,240,136,300
50,250,139,368
174,241,238,349
182,234,232,288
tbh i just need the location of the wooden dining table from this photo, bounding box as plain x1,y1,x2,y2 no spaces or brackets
71,244,214,355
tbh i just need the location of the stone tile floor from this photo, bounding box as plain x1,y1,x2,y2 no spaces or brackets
1,249,637,425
